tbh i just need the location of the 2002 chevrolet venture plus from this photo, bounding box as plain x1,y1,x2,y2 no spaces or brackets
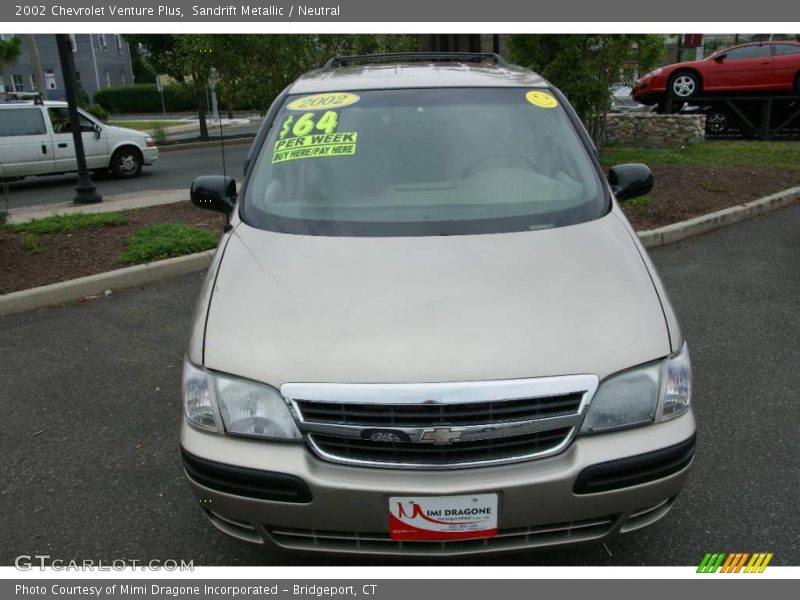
181,52,695,556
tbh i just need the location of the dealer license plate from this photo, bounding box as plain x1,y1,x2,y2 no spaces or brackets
389,494,498,541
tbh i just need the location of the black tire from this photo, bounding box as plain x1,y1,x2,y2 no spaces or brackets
795,73,800,94
705,110,729,135
110,147,143,179
668,70,701,101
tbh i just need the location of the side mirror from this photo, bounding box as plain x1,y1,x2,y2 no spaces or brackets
608,163,653,202
191,175,237,214
714,53,726,62
93,124,102,139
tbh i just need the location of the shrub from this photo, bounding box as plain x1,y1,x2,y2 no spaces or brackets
120,223,218,265
23,233,43,255
93,83,197,114
85,103,109,122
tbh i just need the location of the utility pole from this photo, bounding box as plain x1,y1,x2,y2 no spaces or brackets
55,34,102,205
25,35,46,96
208,67,220,123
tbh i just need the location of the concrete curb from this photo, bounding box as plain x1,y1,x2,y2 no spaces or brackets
157,136,254,153
0,250,215,316
637,186,800,249
2,186,799,317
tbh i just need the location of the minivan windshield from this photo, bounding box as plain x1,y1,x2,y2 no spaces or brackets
243,87,606,236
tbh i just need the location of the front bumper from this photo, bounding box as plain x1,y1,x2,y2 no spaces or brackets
142,146,159,165
632,76,668,104
180,409,696,556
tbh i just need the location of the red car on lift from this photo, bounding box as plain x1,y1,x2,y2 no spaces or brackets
632,41,800,107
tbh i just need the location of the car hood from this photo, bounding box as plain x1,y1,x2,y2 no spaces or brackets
105,125,149,140
202,212,671,385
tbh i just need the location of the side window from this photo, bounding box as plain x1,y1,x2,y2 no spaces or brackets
48,107,95,134
725,45,771,60
0,108,47,136
774,44,800,56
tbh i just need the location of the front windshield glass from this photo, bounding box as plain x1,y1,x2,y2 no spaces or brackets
243,87,606,236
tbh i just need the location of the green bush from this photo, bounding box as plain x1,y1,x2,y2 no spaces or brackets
93,83,197,114
8,212,128,234
120,223,218,264
84,103,109,122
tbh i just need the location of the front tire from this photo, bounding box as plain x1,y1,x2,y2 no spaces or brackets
110,147,143,179
669,71,701,100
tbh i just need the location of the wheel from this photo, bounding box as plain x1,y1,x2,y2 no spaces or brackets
110,147,143,178
705,110,729,135
669,71,701,100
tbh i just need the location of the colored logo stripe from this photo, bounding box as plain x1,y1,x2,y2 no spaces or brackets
697,552,773,573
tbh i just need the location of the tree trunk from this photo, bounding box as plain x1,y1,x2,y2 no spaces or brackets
197,89,209,140
227,100,234,120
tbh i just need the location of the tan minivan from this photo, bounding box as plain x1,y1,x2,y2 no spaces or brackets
181,53,695,556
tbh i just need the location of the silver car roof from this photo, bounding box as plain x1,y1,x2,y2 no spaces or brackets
289,61,549,94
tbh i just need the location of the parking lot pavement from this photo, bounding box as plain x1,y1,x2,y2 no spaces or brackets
1,204,799,567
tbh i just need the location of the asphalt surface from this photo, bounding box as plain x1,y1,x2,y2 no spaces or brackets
1,204,799,566
2,142,251,210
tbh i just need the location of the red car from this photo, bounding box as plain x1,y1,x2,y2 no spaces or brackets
632,41,800,106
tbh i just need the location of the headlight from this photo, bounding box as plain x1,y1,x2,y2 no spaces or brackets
581,343,692,434
182,357,301,440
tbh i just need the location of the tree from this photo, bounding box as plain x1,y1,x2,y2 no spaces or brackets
120,35,416,140
508,35,665,140
0,36,21,72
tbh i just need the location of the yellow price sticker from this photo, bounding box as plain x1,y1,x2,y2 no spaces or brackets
287,92,360,111
525,91,558,109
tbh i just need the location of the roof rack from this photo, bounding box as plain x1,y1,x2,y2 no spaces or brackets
323,52,508,70
4,91,44,105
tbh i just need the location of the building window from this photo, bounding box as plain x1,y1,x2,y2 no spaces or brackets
1,34,15,41
105,71,111,88
44,70,56,90
30,74,37,91
0,76,5,93
115,34,123,53
99,34,107,51
12,74,24,92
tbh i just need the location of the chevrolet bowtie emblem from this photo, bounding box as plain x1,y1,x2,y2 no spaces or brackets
420,427,464,444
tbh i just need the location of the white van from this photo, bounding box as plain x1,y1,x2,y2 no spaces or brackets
0,99,158,180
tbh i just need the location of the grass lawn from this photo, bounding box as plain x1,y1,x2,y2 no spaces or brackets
601,141,800,173
111,120,185,131
5,212,128,234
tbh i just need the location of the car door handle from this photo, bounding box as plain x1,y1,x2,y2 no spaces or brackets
58,143,68,148
41,144,47,154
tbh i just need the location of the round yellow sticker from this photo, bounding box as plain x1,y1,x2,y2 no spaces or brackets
526,91,558,109
287,92,360,111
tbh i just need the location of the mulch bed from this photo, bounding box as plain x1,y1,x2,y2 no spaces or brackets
1,165,798,295
621,165,799,230
0,202,225,295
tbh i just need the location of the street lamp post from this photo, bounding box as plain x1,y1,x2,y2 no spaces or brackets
55,34,102,205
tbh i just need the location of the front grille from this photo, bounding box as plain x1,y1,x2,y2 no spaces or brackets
283,376,597,469
310,428,572,467
266,516,616,556
296,393,583,427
